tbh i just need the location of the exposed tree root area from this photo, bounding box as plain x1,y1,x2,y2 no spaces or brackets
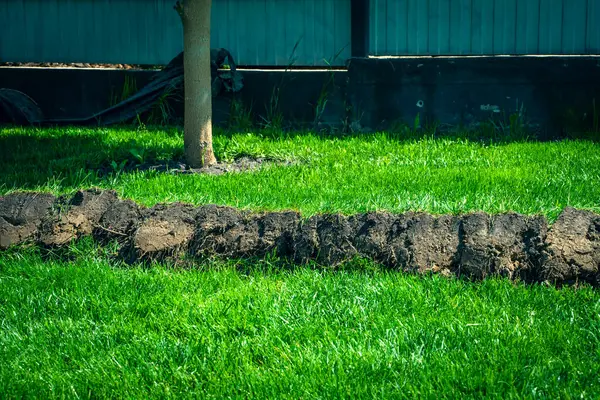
96,156,294,177
1,188,599,287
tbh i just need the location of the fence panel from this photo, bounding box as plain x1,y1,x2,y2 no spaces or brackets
0,0,351,66
370,0,600,56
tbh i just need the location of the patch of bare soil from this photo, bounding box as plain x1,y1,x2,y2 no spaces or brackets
541,207,600,286
1,189,599,287
98,156,295,177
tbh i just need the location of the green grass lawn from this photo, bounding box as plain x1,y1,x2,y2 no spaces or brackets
1,125,600,398
1,242,600,399
1,126,599,220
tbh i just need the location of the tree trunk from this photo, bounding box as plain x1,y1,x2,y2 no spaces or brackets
181,0,216,167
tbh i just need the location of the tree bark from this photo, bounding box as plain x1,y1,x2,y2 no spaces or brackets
179,0,217,167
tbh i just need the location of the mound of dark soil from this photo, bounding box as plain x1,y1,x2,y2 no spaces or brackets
541,207,600,285
1,189,599,286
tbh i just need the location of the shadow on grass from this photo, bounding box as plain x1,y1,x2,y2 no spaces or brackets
1,122,598,192
0,125,184,190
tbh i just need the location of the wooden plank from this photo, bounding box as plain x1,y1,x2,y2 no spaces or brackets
134,0,145,63
538,0,551,53
288,0,303,65
228,0,241,64
156,0,182,62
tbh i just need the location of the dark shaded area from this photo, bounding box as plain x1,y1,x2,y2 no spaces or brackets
0,127,296,192
0,49,243,127
0,89,45,125
0,64,346,132
1,189,598,287
350,0,370,58
346,56,600,140
0,130,185,189
2,55,599,140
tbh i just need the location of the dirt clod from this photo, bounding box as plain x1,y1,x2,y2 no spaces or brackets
458,213,547,281
188,205,300,260
541,207,600,285
132,203,198,261
0,192,56,249
40,189,119,246
1,189,600,287
293,214,358,266
94,199,143,243
350,212,397,265
398,213,461,276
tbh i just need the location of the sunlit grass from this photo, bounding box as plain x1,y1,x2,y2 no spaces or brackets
1,126,599,221
2,126,600,398
1,241,599,399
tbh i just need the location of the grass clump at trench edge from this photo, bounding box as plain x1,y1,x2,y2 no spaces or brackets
1,125,599,220
0,241,599,399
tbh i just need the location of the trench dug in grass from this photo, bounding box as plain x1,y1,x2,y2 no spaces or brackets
1,125,600,398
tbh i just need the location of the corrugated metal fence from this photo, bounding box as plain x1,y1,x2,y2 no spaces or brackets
0,0,352,66
371,0,600,56
1,0,599,67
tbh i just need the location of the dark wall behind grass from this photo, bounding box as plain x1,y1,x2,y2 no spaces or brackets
0,67,348,130
347,56,600,139
1,56,600,138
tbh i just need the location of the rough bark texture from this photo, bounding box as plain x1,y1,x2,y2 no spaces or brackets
181,0,217,167
2,189,600,287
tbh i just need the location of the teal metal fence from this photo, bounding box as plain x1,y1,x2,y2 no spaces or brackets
1,0,599,67
370,0,600,56
0,0,351,66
